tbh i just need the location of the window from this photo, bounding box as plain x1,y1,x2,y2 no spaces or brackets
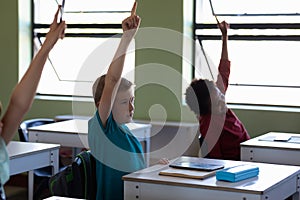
30,0,135,99
194,0,300,108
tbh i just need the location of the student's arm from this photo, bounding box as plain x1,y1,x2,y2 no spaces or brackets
98,2,140,127
220,21,229,61
0,7,66,144
216,21,230,93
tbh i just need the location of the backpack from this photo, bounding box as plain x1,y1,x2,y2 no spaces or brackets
49,150,97,199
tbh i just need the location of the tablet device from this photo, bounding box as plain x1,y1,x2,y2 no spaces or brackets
169,161,224,171
273,135,291,142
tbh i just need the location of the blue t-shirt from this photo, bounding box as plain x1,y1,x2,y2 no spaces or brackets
88,111,145,200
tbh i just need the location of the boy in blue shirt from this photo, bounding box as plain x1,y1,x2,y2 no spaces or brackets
88,2,146,200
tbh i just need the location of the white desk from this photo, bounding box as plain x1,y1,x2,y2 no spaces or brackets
28,119,151,166
7,141,60,200
123,156,300,200
241,132,300,166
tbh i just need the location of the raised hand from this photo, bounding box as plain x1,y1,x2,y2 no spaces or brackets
122,1,141,39
217,20,229,36
43,6,67,51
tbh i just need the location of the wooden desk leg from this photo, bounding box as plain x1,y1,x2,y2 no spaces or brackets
28,170,34,200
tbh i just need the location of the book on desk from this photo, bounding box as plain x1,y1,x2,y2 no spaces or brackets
159,167,217,179
258,134,300,143
159,157,259,182
159,157,224,179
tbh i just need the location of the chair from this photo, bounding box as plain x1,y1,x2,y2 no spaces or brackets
18,118,54,144
18,118,66,199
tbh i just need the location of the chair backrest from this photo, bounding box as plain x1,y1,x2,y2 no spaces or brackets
18,118,55,142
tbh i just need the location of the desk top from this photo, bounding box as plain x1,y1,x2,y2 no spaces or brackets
7,141,60,159
123,156,300,194
28,119,151,135
241,132,300,150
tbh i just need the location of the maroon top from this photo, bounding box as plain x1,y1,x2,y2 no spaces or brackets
199,59,250,160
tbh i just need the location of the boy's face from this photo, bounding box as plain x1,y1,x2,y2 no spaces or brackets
112,87,135,124
210,87,227,114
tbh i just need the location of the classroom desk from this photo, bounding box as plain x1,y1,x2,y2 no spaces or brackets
28,119,151,166
7,141,60,200
241,132,300,166
123,156,300,200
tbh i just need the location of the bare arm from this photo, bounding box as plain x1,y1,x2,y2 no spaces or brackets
98,2,140,127
219,21,229,60
216,20,230,93
0,7,66,144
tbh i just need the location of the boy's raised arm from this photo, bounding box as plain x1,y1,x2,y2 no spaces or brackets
97,2,141,127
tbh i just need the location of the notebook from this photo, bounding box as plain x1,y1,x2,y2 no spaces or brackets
169,161,224,171
159,167,217,180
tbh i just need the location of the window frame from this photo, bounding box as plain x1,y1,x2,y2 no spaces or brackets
31,0,135,100
193,0,300,109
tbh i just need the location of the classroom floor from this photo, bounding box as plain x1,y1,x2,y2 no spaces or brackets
4,173,51,200
4,173,27,200
4,183,52,200
4,185,27,200
5,149,73,200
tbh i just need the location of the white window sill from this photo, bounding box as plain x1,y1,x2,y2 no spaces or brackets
35,94,94,102
228,103,300,113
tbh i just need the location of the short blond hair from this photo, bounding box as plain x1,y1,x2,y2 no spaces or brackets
92,75,134,106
